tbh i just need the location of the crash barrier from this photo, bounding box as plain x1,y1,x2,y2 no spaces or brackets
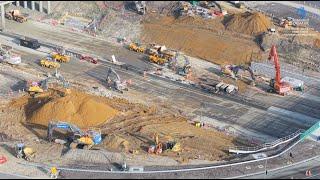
229,130,304,154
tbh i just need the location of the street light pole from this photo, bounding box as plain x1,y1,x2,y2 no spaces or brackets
265,159,268,179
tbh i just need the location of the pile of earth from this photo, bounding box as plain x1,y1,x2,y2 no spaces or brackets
11,89,119,128
225,11,272,35
141,15,261,65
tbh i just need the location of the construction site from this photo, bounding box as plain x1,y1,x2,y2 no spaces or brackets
0,1,320,179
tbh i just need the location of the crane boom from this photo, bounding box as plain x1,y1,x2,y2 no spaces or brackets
269,45,281,85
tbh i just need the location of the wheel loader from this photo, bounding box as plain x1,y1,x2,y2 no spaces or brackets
40,58,60,69
16,143,35,161
5,10,27,23
149,54,167,65
129,43,145,53
52,53,71,63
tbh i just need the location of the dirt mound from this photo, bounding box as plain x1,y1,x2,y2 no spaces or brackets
314,39,320,48
225,11,272,35
142,15,261,65
13,89,119,128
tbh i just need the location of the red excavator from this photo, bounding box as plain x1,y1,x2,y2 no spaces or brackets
268,45,292,96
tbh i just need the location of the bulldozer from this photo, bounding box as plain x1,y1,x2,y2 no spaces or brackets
40,57,61,69
129,43,145,53
16,143,36,161
5,10,27,23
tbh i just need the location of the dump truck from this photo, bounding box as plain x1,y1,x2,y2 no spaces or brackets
40,58,60,69
129,43,145,53
20,38,40,50
5,10,27,23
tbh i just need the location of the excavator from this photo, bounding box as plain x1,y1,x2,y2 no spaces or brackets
52,47,71,63
47,121,102,150
134,1,147,15
169,52,192,78
106,68,129,93
222,64,256,85
268,45,292,96
148,133,163,154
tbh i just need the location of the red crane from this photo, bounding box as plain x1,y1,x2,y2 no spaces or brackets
268,45,291,96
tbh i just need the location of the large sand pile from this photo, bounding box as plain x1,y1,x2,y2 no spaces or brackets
12,89,119,128
142,15,261,65
225,11,272,35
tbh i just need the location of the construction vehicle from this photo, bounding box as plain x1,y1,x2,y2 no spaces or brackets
79,55,98,64
128,43,145,53
169,52,192,78
280,17,296,28
106,68,129,93
0,45,21,65
148,133,163,154
27,72,70,97
47,121,102,150
40,57,61,69
268,45,292,96
148,54,167,65
134,1,147,15
5,10,27,23
52,47,71,63
20,37,41,50
16,143,36,161
232,65,256,85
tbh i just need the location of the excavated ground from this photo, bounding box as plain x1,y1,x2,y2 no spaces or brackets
6,88,242,163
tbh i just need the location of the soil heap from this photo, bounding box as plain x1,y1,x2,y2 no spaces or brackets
22,90,119,128
142,15,261,65
225,11,272,35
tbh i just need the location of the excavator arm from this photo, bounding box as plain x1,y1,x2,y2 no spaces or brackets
47,121,83,142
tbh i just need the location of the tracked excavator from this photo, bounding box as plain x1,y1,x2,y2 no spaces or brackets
106,68,129,93
47,121,102,150
268,45,292,95
169,52,192,78
134,1,147,15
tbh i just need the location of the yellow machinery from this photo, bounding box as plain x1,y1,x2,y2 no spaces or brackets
149,54,167,65
40,58,60,69
52,53,71,63
16,143,36,161
5,10,27,23
129,43,145,53
27,82,44,98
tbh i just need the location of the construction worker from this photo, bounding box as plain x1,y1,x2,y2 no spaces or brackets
50,167,59,179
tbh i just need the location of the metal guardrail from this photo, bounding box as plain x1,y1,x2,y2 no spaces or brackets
229,130,304,154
